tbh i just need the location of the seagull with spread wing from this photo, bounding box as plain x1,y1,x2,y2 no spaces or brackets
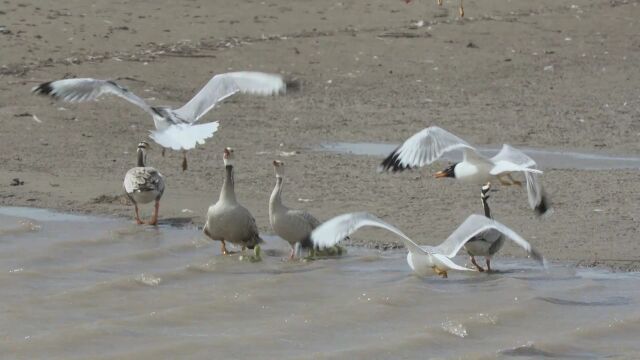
379,126,551,216
32,71,286,170
312,213,546,278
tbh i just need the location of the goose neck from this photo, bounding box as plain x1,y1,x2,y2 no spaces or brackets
137,149,146,167
220,165,237,202
269,176,285,214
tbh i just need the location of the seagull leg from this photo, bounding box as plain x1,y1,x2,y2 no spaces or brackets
470,255,485,272
486,257,493,272
507,174,522,187
134,204,144,225
289,247,296,260
147,200,160,225
459,0,464,17
437,0,443,6
182,151,188,171
498,175,513,186
432,266,448,278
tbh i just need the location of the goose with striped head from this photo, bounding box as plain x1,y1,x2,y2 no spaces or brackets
32,72,286,171
123,141,165,225
312,212,545,278
464,182,506,272
203,147,262,255
379,126,551,216
269,160,321,259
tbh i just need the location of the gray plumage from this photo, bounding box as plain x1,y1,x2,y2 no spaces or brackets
204,149,262,252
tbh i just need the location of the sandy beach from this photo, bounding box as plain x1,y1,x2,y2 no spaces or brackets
1,0,640,268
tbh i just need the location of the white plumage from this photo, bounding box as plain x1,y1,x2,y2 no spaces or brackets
311,213,546,278
32,72,286,170
379,126,551,215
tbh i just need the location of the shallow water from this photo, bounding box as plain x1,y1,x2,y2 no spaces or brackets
318,142,640,170
2,207,640,359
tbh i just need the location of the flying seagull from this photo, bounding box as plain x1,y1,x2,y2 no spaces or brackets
32,71,286,170
311,212,546,278
379,126,551,216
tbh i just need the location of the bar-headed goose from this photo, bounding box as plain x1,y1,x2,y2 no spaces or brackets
311,213,545,278
379,126,551,216
123,141,165,225
203,147,262,255
464,183,505,272
269,160,321,259
32,72,286,171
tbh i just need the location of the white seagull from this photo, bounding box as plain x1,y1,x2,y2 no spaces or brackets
378,126,551,216
32,71,286,170
311,212,546,278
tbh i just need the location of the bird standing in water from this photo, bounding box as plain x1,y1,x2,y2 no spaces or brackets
203,147,263,255
123,142,165,225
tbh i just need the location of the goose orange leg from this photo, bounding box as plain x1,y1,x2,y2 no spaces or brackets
147,200,160,225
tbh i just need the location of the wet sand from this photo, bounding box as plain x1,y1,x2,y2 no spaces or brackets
2,208,640,359
1,0,640,269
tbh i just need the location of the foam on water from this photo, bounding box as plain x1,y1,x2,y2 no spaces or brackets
1,206,639,359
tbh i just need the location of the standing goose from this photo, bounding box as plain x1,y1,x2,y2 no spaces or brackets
32,72,286,170
203,147,262,255
269,160,320,259
464,183,505,272
379,126,551,216
311,213,545,278
123,141,165,225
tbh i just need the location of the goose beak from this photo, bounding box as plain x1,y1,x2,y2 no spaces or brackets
434,171,448,178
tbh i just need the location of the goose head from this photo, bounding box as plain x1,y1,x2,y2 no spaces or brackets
481,182,491,200
223,147,235,167
272,160,285,178
434,163,458,179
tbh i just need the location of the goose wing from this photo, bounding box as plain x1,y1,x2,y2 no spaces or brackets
123,167,165,194
311,212,429,255
435,214,546,266
32,78,154,115
288,209,322,230
378,126,480,172
172,71,285,123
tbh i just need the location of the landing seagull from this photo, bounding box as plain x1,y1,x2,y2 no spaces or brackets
312,213,546,278
32,72,286,170
378,126,551,216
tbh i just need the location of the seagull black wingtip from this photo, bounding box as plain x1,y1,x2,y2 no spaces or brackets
31,81,55,96
379,149,411,173
534,193,552,217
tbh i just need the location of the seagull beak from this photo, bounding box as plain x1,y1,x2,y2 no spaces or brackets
434,171,448,178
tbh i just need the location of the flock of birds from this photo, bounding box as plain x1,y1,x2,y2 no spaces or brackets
32,70,550,279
